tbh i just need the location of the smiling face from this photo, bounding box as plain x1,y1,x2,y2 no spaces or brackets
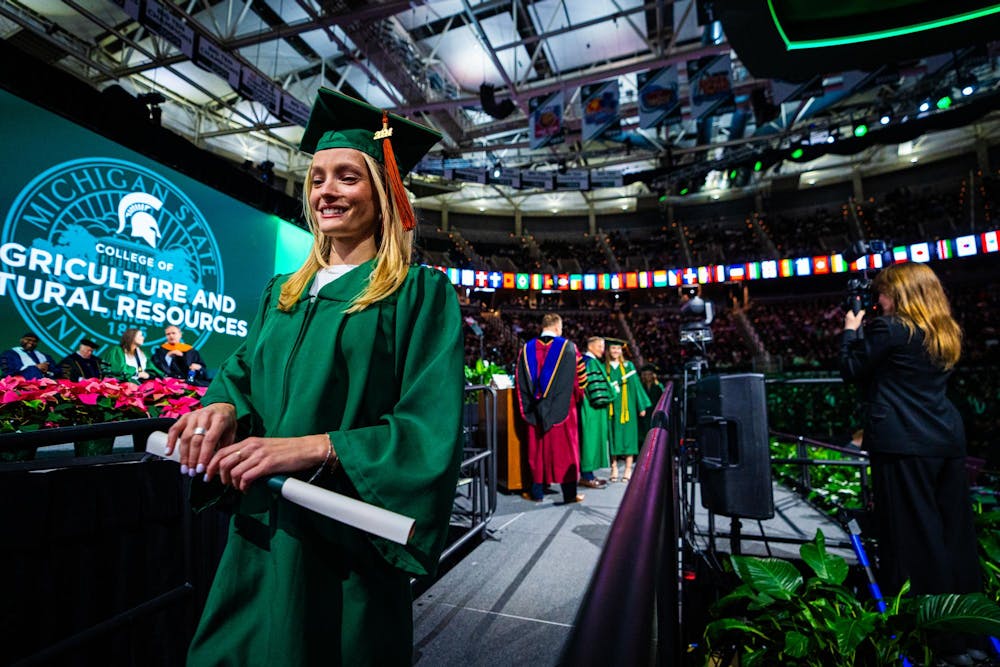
308,148,378,246
608,344,623,361
134,331,145,346
20,336,37,351
78,344,94,358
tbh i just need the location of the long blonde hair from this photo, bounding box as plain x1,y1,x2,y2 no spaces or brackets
873,263,962,370
278,153,413,313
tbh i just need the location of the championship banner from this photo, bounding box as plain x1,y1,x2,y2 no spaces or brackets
529,91,565,150
240,67,283,117
590,171,624,188
281,92,311,127
556,170,588,190
521,171,555,190
195,39,241,89
687,54,735,119
142,0,196,58
637,66,682,129
579,80,620,143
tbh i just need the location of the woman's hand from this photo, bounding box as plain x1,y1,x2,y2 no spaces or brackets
166,403,237,476
844,308,866,331
205,434,332,492
138,371,150,380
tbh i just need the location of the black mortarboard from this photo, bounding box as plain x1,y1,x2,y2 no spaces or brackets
21,332,38,340
640,363,660,373
604,337,627,347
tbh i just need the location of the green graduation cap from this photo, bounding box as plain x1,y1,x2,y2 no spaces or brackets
300,88,440,176
299,88,442,230
604,337,627,347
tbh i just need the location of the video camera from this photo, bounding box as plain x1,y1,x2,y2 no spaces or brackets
842,239,888,314
679,286,714,345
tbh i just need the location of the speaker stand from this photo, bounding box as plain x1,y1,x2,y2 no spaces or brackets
729,517,742,556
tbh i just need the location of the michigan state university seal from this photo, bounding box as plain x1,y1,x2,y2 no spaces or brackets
0,157,244,358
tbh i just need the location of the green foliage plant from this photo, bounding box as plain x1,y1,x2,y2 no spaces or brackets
703,529,1000,666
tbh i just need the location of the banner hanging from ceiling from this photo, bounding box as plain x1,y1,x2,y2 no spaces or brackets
687,54,735,119
637,66,683,129
579,80,620,142
529,91,565,150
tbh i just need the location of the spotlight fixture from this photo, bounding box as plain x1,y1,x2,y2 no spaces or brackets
919,100,930,112
492,163,501,179
958,74,978,97
853,123,868,138
790,147,804,160
753,160,763,172
936,95,952,110
880,114,891,125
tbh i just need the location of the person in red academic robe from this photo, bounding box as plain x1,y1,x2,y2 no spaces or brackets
515,313,586,504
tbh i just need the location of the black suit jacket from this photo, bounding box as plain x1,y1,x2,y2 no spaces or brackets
839,316,965,457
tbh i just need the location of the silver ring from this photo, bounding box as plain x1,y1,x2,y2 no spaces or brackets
192,427,207,436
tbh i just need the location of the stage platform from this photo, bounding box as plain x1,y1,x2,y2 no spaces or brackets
412,467,854,665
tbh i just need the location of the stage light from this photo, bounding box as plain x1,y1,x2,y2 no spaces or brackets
958,73,978,97
826,135,835,144
679,187,690,195
880,114,891,125
919,100,930,112
936,95,952,109
492,163,501,179
853,123,868,138
729,169,738,180
753,160,763,172
791,147,804,159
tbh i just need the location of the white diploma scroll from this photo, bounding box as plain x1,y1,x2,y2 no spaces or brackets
145,431,416,545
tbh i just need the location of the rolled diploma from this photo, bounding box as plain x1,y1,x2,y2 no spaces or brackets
145,431,415,545
610,369,636,392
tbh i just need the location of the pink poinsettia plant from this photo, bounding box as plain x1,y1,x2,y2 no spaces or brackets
0,375,207,432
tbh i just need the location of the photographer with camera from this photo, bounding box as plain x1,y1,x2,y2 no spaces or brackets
840,262,984,666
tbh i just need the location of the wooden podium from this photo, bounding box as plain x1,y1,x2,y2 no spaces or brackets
495,388,529,492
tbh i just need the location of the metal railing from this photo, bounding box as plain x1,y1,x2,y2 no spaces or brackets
443,384,497,562
559,382,680,666
770,429,873,511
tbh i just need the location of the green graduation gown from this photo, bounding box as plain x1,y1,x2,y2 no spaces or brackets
607,360,651,457
187,260,464,667
579,353,611,472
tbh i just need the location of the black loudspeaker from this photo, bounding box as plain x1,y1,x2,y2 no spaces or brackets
479,83,516,120
695,373,774,519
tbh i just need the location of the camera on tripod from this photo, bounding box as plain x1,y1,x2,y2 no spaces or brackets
842,239,888,314
679,286,714,345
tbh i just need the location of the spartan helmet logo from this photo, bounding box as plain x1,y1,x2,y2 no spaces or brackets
116,192,163,248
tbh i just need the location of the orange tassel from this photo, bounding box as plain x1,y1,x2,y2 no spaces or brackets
380,112,416,231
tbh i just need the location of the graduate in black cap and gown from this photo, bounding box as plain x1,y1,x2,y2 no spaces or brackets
168,88,464,666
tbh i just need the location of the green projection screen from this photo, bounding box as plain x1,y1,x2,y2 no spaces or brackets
0,87,312,367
